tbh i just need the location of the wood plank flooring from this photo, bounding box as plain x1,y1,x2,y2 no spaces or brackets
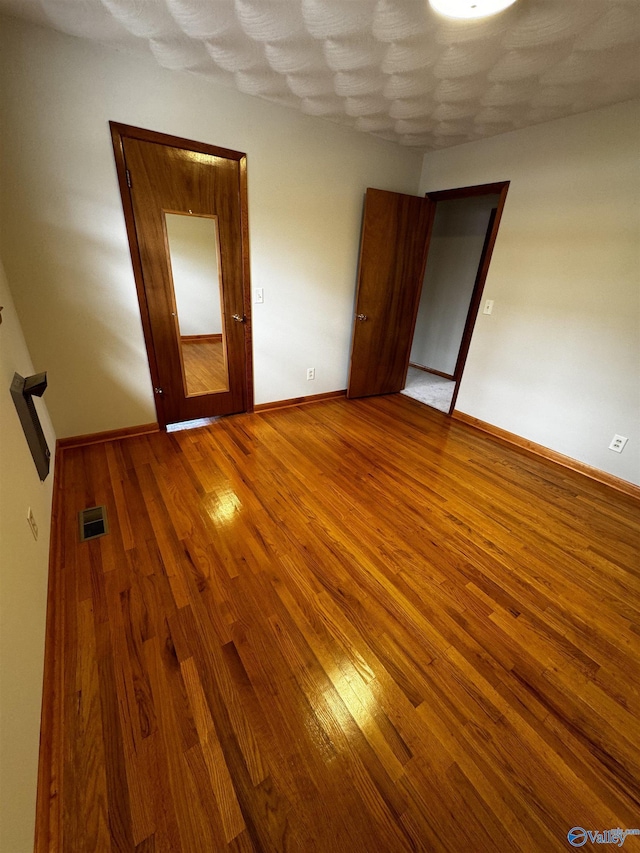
38,394,640,852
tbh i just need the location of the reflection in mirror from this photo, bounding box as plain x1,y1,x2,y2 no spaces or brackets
165,212,230,396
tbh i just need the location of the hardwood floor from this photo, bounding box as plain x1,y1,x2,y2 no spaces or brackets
38,394,640,852
181,338,229,395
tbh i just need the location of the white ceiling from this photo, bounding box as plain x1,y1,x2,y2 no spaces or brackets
2,0,639,149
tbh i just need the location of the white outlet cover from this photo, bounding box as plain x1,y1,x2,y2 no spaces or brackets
483,299,494,315
609,434,628,453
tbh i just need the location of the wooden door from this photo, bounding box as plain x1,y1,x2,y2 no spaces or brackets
347,188,434,399
111,124,252,427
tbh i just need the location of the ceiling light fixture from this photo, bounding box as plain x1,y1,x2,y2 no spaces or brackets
428,0,518,20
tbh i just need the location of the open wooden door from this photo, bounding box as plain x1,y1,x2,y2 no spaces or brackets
111,123,252,428
347,188,435,399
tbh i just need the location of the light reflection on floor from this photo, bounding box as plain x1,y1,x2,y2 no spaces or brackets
203,489,242,526
166,416,220,432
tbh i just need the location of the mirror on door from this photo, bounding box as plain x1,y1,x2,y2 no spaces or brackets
164,212,230,396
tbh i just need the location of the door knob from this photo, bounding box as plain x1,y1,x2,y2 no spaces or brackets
232,313,245,323
356,313,368,321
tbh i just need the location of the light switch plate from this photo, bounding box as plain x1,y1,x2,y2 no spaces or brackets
27,507,38,540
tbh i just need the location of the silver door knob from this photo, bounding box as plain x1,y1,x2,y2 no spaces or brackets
232,313,245,323
356,313,368,321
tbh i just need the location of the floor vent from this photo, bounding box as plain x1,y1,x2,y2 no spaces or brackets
79,506,108,541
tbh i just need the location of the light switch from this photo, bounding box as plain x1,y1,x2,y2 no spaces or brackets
255,288,264,304
483,299,494,315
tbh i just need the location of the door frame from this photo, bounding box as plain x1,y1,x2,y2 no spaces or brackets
110,122,254,428
421,180,510,415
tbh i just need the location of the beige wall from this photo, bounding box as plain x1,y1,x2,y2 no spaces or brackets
421,100,640,486
0,15,422,437
0,258,56,852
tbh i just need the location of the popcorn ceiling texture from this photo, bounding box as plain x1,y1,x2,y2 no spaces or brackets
1,0,639,148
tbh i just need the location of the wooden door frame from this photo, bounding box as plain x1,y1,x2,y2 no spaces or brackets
422,180,510,415
110,122,254,428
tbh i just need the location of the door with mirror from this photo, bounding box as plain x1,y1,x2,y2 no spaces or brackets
111,124,252,427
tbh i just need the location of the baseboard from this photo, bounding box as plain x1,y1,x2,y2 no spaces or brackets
409,363,455,381
35,444,65,851
57,422,159,450
180,334,222,344
452,410,640,501
254,390,346,413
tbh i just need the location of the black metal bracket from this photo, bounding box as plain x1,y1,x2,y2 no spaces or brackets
10,371,51,481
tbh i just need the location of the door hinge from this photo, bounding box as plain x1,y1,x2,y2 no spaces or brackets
154,387,164,395
126,169,132,188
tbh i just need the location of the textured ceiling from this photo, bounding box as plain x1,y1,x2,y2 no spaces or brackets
2,0,639,149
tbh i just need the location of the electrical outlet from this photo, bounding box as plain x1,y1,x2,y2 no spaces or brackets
255,288,264,304
483,299,494,315
306,368,315,381
27,507,38,540
609,434,628,453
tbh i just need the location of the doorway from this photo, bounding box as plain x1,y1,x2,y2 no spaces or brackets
402,190,501,414
347,182,508,415
110,123,253,428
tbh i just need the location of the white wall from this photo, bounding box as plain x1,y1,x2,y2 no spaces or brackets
411,195,498,376
420,100,640,486
0,258,56,853
0,15,422,437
